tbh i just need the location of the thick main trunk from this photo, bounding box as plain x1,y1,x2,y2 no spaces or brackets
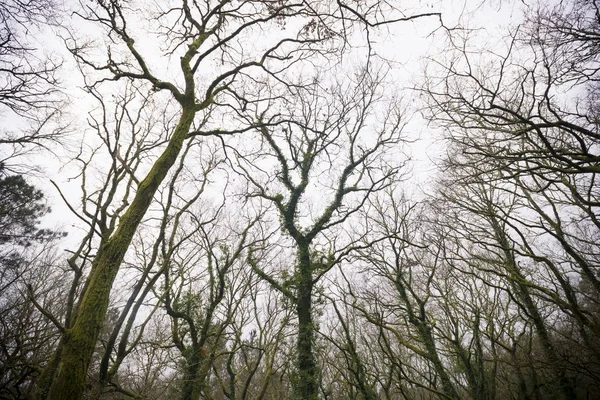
182,346,204,400
294,247,318,400
38,107,196,400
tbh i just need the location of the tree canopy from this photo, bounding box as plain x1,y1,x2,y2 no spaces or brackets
1,0,599,399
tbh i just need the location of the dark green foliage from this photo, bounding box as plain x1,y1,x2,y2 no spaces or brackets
0,170,65,280
0,168,64,289
0,173,59,247
0,169,65,399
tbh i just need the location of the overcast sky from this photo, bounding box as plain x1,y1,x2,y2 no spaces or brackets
6,0,529,240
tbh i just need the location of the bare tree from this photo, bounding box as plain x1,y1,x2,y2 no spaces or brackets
35,80,179,398
36,0,433,397
0,0,65,170
233,67,407,399
0,246,67,400
161,209,261,400
338,192,463,400
420,1,600,397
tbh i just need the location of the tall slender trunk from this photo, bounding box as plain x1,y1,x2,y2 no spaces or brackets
490,217,575,400
416,321,459,399
37,106,196,400
393,277,459,399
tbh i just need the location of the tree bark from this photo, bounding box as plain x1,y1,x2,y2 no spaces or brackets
490,216,575,400
38,106,196,400
294,245,318,400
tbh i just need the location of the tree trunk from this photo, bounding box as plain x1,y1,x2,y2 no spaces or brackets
182,345,204,400
294,246,318,400
38,106,196,400
393,277,459,399
490,217,575,400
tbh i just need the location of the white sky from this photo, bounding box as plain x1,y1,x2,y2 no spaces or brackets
2,0,529,251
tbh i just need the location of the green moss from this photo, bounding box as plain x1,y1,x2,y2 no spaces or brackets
41,107,197,400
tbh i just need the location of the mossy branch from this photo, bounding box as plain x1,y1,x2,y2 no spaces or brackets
247,250,297,302
27,284,65,334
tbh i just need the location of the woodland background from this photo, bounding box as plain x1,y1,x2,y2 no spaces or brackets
1,0,599,399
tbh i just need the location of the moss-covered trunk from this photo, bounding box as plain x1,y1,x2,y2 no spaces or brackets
392,274,458,399
181,345,204,400
490,217,575,400
38,106,196,400
294,246,318,400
